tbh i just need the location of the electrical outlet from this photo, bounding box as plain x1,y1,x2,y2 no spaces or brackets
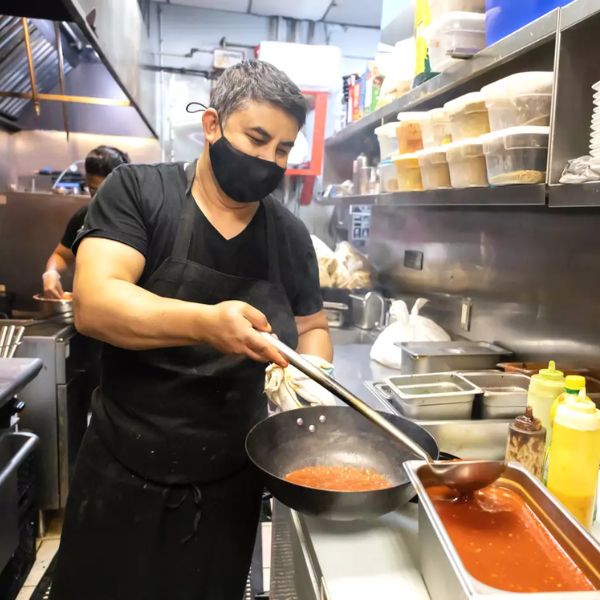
404,250,423,270
461,298,472,332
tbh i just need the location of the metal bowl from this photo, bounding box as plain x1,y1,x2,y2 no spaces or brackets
33,293,73,323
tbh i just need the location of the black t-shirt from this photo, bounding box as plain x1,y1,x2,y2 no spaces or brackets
74,162,322,317
61,205,87,250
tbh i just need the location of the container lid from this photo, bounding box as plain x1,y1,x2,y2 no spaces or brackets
511,406,544,433
444,92,487,116
445,137,485,158
555,390,600,431
565,375,586,392
481,71,554,101
534,360,564,382
399,340,512,357
392,152,420,163
482,126,550,150
426,11,486,38
426,107,449,123
375,122,401,137
396,111,428,122
415,146,448,163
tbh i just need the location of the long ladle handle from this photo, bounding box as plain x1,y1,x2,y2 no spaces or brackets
262,332,432,463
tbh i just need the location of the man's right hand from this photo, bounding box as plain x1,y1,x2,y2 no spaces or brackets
42,270,65,299
203,301,288,367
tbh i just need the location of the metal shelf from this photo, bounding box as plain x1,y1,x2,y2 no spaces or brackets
325,9,559,150
317,185,547,208
548,182,600,207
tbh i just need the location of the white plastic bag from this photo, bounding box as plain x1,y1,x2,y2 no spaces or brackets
370,298,450,369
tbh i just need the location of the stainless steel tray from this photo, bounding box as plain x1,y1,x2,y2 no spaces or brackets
459,371,530,419
385,372,481,420
404,461,600,600
398,341,513,375
364,380,510,460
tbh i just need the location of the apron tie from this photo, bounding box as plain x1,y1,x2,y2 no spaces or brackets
164,484,203,544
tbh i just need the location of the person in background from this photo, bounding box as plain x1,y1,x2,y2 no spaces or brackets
42,146,130,298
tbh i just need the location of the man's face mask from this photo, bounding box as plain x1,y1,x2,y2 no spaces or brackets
187,102,286,203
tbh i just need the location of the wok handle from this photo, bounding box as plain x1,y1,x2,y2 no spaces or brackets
261,333,432,463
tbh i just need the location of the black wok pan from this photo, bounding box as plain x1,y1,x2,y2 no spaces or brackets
245,405,439,521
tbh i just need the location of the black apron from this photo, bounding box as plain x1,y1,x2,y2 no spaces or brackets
50,162,298,600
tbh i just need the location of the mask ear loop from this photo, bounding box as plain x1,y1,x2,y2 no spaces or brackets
185,102,225,136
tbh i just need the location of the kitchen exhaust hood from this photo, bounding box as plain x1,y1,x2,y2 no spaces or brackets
0,0,157,138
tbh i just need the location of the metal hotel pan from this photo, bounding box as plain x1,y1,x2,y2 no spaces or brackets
404,460,600,600
246,406,439,521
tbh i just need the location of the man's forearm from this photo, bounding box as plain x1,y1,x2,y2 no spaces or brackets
296,327,333,362
74,278,213,350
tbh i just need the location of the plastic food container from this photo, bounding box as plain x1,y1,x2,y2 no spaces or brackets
385,373,481,420
445,138,488,187
374,122,400,160
416,147,451,190
429,0,485,21
395,112,427,154
444,92,490,141
392,153,423,191
481,71,554,131
426,12,486,73
421,108,452,148
482,126,549,185
379,159,399,192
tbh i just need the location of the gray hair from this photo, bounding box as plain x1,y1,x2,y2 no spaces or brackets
210,60,306,129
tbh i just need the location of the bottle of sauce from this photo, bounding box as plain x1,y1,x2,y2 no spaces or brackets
527,361,565,443
505,406,546,479
547,389,600,529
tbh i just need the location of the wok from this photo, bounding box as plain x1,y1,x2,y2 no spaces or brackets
246,405,439,521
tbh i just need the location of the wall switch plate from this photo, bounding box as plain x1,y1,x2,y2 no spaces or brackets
404,249,423,270
461,298,472,332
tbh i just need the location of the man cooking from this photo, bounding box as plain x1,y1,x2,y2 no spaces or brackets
49,60,332,600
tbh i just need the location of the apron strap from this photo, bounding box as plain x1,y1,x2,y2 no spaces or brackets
170,161,197,261
263,196,282,285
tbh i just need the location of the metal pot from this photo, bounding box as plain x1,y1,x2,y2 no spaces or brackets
33,293,73,323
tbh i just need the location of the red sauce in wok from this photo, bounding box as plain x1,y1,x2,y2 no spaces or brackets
285,465,392,492
428,485,595,593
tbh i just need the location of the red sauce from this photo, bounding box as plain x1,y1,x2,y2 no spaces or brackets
285,465,392,492
428,485,596,593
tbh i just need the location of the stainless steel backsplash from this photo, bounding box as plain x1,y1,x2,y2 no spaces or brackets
368,204,600,368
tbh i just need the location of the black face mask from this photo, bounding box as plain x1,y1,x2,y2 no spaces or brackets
186,102,286,203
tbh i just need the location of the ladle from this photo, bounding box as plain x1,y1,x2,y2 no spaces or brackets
263,333,506,494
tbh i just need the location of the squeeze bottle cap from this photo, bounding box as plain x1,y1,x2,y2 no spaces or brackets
565,375,586,392
537,360,564,381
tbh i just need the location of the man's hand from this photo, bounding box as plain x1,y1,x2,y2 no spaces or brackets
42,270,65,299
203,301,288,367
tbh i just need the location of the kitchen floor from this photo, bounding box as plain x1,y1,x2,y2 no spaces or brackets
15,514,273,600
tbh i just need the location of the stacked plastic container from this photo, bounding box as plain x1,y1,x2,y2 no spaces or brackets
480,72,553,185
377,70,554,193
425,0,486,73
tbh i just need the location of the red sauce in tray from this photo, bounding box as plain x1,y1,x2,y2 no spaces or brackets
285,465,392,492
428,485,596,593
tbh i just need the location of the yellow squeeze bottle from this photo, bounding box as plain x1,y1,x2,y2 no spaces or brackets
546,389,600,530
